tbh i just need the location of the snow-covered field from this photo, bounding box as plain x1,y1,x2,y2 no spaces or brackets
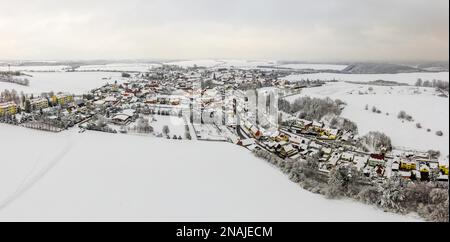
285,72,449,85
0,65,70,72
0,72,124,95
164,59,277,69
0,124,419,221
278,63,348,71
163,60,349,71
286,82,449,157
149,115,186,137
218,59,277,69
164,59,224,68
77,63,161,72
0,65,69,72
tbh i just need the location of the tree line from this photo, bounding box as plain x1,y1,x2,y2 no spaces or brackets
415,78,449,91
252,148,448,222
278,96,344,121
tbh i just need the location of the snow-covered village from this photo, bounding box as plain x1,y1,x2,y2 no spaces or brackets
0,0,448,225
0,60,449,222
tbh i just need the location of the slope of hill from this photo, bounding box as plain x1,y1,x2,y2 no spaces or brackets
286,82,449,157
416,61,449,72
0,125,418,221
343,63,424,74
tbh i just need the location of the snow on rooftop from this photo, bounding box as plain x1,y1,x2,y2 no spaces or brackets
121,109,135,117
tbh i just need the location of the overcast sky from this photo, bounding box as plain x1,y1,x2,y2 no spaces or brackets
0,0,448,62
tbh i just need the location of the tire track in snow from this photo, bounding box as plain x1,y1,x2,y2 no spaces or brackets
15,153,44,194
0,134,74,212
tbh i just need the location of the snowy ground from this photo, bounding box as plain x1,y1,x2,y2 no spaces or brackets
0,124,419,221
278,63,348,71
286,82,449,157
218,59,277,69
164,59,277,69
163,60,348,71
0,72,125,95
164,59,224,68
285,72,449,85
149,115,186,137
77,63,161,72
0,65,70,72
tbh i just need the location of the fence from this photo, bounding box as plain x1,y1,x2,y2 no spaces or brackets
21,121,62,132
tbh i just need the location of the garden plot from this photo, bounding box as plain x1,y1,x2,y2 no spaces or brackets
149,115,186,138
193,124,228,141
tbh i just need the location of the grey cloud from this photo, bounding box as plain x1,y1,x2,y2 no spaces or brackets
0,0,448,61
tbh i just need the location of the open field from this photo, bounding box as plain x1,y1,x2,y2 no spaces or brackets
0,124,419,221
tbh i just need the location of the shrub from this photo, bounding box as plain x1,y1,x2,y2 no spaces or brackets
359,131,392,153
279,96,342,121
329,116,358,134
398,110,413,121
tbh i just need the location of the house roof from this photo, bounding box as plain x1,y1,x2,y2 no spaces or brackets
341,152,354,160
309,142,322,149
112,114,131,121
289,135,310,145
312,121,323,127
370,154,385,160
298,144,308,151
30,98,48,104
282,144,295,152
122,109,135,117
437,174,449,181
298,119,312,126
328,155,340,166
93,100,106,105
240,138,255,146
391,163,400,169
354,156,368,169
439,160,449,167
250,126,260,134
322,147,332,154
326,128,339,136
104,96,117,102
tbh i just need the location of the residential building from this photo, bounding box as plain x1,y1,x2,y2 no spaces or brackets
52,94,74,106
0,102,18,116
30,97,49,110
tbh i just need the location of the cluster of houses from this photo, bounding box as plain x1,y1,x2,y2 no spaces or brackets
1,65,448,184
391,152,449,182
0,92,91,131
234,108,449,182
80,81,182,130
